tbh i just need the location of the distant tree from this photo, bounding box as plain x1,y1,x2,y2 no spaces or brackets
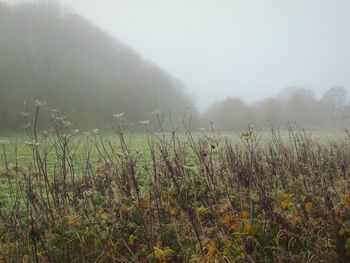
340,103,350,127
322,87,347,127
205,97,253,131
253,97,284,127
279,87,321,127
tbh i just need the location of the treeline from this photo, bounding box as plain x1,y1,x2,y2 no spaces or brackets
204,86,349,130
0,2,195,130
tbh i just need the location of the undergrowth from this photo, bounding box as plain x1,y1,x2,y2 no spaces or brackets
0,101,350,262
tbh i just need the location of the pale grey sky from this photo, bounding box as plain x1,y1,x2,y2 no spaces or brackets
4,0,350,110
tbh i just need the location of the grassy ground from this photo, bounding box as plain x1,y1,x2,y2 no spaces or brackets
0,130,347,165
0,128,350,262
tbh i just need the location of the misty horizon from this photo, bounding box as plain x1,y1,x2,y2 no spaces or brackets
3,0,350,111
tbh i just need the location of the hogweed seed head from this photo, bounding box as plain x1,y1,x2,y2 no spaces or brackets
0,139,9,145
41,130,49,137
19,111,30,117
139,120,149,125
33,99,47,107
91,128,100,135
62,121,72,128
152,110,162,116
113,112,125,120
25,141,41,150
21,123,32,130
53,116,66,122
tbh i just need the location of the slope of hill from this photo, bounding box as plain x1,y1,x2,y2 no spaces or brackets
0,2,195,130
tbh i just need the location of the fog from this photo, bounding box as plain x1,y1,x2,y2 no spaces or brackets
1,0,350,130
6,0,350,110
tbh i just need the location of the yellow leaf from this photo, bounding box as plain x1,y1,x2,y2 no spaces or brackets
204,226,218,235
341,194,350,206
281,195,292,210
170,207,177,215
243,222,252,234
22,255,29,263
120,204,129,216
207,240,217,258
140,244,148,253
223,239,234,256
241,210,249,219
98,208,107,219
305,201,313,213
128,235,138,245
196,206,209,215
154,247,175,261
67,216,76,226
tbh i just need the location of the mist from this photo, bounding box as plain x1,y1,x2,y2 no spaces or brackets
1,0,350,130
7,0,350,110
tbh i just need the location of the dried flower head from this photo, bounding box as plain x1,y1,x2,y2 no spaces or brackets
33,99,47,107
26,141,41,150
152,110,162,116
41,130,49,137
72,129,80,135
19,111,30,117
62,121,72,128
54,116,66,122
240,131,252,137
139,120,149,125
91,128,100,135
0,139,9,145
113,112,125,120
83,190,94,197
21,123,32,130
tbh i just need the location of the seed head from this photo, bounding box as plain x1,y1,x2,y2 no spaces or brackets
91,128,100,135
0,139,9,145
41,130,49,137
26,141,41,150
139,120,149,125
21,123,32,130
19,111,30,117
152,110,162,116
33,99,47,107
113,112,125,120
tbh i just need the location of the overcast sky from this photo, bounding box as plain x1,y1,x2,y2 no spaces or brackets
5,0,350,110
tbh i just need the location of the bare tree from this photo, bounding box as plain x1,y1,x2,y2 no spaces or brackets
322,87,347,127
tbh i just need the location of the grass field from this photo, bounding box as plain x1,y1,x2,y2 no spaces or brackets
0,127,350,262
1,130,347,165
